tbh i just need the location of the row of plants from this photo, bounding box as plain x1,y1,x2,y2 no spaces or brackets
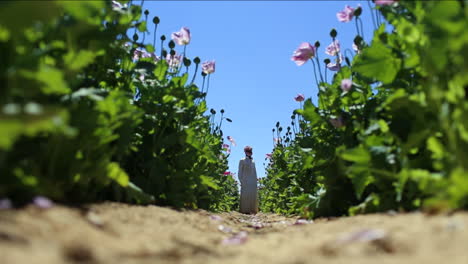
0,0,238,211
259,0,468,218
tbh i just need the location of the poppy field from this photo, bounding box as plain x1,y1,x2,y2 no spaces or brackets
1,0,468,221
259,0,468,218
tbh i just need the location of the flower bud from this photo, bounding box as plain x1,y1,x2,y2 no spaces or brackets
153,16,160,24
353,35,363,46
226,118,232,122
202,72,207,77
169,49,175,56
324,58,331,64
276,121,280,128
314,41,320,48
133,33,139,41
272,128,275,133
221,109,225,114
161,49,167,57
160,35,166,41
354,7,362,17
144,9,149,16
330,28,338,38
210,109,216,115
193,57,201,64
279,127,283,132
183,57,191,67
168,40,175,49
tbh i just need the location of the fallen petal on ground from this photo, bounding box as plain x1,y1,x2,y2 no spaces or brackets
222,231,248,245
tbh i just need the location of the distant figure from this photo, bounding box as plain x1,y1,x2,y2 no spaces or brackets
238,146,258,214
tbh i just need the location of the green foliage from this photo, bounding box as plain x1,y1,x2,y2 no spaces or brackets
0,0,238,210
260,0,468,218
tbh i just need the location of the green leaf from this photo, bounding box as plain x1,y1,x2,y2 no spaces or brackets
64,50,98,71
153,60,168,81
352,42,401,84
0,2,62,32
200,175,220,190
138,21,147,32
298,99,321,124
341,146,370,163
427,137,444,160
0,109,70,150
59,1,105,25
349,172,374,199
21,66,70,95
107,162,129,187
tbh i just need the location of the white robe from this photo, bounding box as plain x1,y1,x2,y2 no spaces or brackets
238,157,258,214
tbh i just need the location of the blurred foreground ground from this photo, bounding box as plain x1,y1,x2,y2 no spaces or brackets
1,202,467,264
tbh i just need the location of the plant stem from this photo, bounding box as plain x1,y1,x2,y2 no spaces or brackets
315,54,325,84
153,24,158,49
354,18,361,37
205,74,211,99
310,59,320,89
358,17,365,39
367,0,378,30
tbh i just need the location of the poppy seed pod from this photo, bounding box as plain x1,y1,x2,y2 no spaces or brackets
183,57,191,67
354,6,362,17
168,40,175,49
330,28,338,38
153,16,160,24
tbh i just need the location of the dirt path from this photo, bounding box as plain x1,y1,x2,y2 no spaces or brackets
1,202,467,264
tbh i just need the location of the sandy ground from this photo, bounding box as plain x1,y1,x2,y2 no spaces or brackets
1,202,468,264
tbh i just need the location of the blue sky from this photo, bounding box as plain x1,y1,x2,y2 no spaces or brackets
138,1,379,179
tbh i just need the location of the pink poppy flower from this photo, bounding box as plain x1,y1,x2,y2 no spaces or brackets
166,53,182,68
294,94,305,102
112,0,127,10
375,0,396,6
291,42,316,66
227,136,236,146
337,5,355,22
171,27,191,45
326,54,343,71
326,40,341,56
341,79,353,92
202,60,215,74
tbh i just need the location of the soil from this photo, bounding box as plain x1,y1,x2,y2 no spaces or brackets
1,202,467,264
